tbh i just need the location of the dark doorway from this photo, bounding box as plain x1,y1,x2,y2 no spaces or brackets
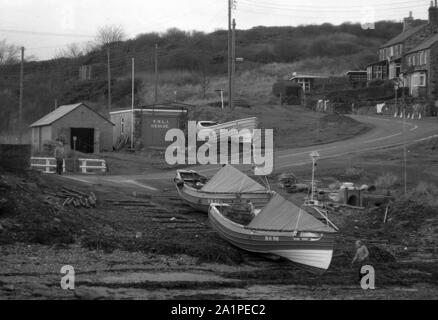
71,128,94,154
348,195,359,207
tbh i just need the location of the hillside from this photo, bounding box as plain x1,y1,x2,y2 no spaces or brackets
0,21,404,141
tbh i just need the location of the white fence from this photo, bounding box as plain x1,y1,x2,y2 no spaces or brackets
79,159,107,174
30,157,106,174
30,157,65,174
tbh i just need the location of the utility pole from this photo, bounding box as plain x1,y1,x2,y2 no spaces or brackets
19,46,24,144
232,19,236,110
107,47,112,114
228,0,233,110
131,58,135,150
154,43,159,103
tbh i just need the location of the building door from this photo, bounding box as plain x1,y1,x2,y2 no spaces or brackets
71,128,95,153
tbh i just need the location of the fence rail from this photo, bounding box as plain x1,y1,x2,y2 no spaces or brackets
30,157,65,174
30,157,106,174
79,159,107,174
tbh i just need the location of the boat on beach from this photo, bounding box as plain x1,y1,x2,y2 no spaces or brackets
208,194,337,273
197,117,258,144
174,165,274,213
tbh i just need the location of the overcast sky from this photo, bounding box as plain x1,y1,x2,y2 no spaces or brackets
0,0,428,60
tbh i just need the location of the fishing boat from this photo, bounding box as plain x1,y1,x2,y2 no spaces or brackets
197,117,258,144
174,165,274,213
209,194,337,273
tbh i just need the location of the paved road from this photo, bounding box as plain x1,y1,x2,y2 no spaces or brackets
65,115,438,191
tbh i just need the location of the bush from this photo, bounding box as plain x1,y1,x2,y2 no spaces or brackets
404,182,438,207
375,173,399,190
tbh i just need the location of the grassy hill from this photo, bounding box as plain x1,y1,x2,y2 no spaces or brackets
0,21,405,142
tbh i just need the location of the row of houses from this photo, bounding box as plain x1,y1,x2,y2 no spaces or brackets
30,102,189,154
367,1,438,99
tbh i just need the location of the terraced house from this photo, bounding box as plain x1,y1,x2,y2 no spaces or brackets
367,1,438,99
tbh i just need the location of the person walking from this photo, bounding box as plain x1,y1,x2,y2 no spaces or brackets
351,240,370,282
54,140,65,175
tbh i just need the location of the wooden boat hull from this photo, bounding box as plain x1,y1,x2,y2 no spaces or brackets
175,184,273,213
209,205,335,273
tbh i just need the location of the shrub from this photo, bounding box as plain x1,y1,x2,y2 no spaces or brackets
375,173,399,190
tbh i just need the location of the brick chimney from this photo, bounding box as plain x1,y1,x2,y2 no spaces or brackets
429,0,438,25
403,11,414,31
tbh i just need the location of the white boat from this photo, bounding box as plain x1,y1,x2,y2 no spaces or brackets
197,117,258,144
209,194,337,273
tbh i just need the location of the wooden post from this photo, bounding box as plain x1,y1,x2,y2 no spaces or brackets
228,0,232,110
107,47,112,113
154,43,158,103
232,18,236,110
19,47,24,144
131,58,135,150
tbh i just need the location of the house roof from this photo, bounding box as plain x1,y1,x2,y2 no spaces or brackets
30,103,114,128
289,74,328,81
380,24,427,48
110,102,190,115
407,33,438,54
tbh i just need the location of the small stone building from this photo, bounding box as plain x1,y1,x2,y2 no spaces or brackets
30,103,114,154
110,103,189,150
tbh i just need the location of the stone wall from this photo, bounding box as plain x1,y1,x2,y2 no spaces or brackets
0,144,31,171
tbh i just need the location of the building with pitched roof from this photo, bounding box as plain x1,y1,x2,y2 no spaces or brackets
367,2,438,86
29,102,114,154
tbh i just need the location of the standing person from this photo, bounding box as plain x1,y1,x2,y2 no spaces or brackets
54,140,65,175
351,240,370,282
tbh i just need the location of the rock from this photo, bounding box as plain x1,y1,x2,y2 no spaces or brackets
0,224,4,231
74,288,110,300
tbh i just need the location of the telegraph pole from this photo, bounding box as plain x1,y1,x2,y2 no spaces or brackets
107,47,112,113
232,18,236,110
228,0,233,110
131,58,135,150
19,46,24,144
154,43,159,103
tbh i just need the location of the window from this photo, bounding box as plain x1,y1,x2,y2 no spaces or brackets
375,66,382,79
419,74,426,86
121,118,125,134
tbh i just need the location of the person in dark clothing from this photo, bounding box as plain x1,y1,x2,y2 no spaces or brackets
54,141,65,175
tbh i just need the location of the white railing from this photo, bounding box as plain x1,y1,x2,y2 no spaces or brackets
78,158,107,174
30,157,65,174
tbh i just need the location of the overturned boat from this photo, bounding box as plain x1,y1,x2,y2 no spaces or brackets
209,194,337,273
197,117,258,144
174,165,274,213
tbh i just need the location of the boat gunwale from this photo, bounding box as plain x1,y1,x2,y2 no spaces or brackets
210,204,337,235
